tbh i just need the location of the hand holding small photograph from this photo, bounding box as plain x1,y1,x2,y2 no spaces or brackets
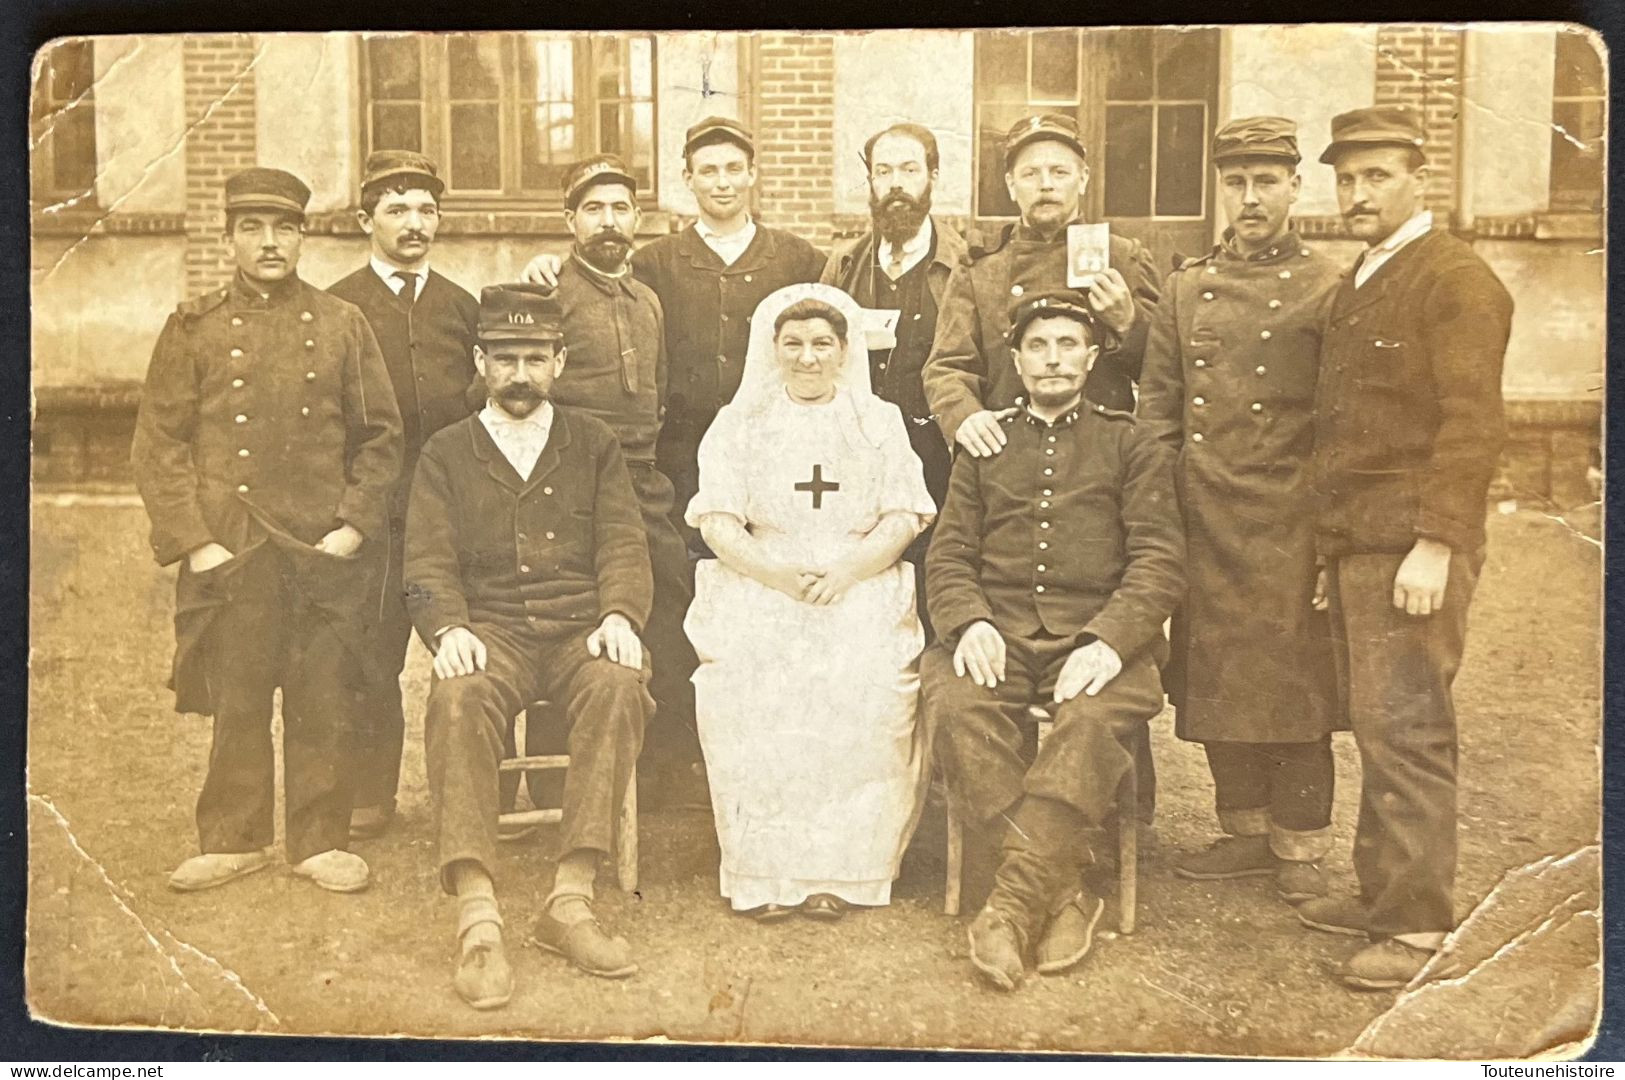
1067,222,1111,288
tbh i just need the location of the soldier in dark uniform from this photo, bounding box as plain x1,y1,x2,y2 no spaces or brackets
132,167,403,895
1298,106,1512,991
820,122,969,637
1137,118,1344,903
921,290,1184,991
521,117,825,547
328,150,479,841
539,153,702,804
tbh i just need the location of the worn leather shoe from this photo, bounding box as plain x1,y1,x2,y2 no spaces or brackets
348,804,394,841
530,908,638,978
802,894,846,922
1035,889,1106,975
291,849,371,893
967,907,1028,992
168,848,275,892
1296,894,1369,937
1275,860,1328,903
454,938,513,1009
1172,835,1274,880
1338,938,1434,991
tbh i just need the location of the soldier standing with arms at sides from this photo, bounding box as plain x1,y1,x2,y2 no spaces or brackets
132,167,403,895
328,151,479,841
1297,105,1513,991
1137,117,1344,904
820,123,968,636
521,117,825,544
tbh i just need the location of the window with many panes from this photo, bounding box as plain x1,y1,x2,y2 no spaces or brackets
363,33,655,206
972,29,1216,222
31,39,97,209
1550,30,1604,214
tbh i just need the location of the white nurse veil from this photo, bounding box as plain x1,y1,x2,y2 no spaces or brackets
736,282,893,446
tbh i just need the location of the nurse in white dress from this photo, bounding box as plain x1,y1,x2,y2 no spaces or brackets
684,282,937,920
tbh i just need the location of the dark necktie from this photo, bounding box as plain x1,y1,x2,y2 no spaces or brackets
392,270,418,305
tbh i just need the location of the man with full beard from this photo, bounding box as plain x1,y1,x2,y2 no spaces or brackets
820,123,967,635
535,154,700,805
407,283,654,1005
328,151,479,842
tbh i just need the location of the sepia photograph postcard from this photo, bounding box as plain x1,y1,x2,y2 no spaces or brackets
25,22,1606,1058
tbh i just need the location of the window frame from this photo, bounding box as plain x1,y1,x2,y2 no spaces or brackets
358,32,658,211
1548,30,1605,215
30,38,98,211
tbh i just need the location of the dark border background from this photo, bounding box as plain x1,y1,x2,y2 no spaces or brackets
3,0,1620,1062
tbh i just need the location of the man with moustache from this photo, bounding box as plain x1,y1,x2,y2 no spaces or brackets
924,113,1160,462
820,123,968,635
522,117,825,542
132,167,402,895
1137,117,1343,904
1296,106,1512,991
407,284,654,1006
921,290,1183,990
536,154,701,805
328,151,479,841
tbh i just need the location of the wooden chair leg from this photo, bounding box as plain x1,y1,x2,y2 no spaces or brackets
1117,759,1139,935
617,764,639,894
944,802,964,916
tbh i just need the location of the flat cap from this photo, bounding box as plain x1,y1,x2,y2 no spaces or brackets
224,167,311,217
1007,288,1098,346
1319,105,1427,164
683,115,754,158
562,153,638,210
361,150,444,197
1004,113,1087,169
477,283,565,344
1212,116,1301,165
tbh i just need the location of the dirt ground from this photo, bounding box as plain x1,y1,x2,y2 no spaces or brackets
25,499,1602,1056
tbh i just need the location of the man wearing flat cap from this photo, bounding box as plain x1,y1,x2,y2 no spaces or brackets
1137,117,1344,905
406,283,654,1005
521,117,825,553
132,167,403,896
922,289,1183,991
528,153,701,807
328,150,480,842
1295,104,1513,991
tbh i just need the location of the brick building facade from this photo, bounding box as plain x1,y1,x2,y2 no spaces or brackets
29,26,1605,503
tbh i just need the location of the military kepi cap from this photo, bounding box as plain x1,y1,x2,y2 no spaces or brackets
477,283,566,344
1007,288,1098,346
683,115,754,158
361,150,444,197
1004,113,1087,169
224,167,311,217
562,153,638,210
1319,105,1427,164
1212,116,1301,165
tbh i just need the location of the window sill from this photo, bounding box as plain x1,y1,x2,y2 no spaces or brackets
305,208,678,239
31,209,187,237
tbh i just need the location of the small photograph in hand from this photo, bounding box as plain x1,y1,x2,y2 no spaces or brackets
1067,222,1111,289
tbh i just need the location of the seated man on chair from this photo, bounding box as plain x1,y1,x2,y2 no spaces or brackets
405,283,655,1008
922,289,1184,991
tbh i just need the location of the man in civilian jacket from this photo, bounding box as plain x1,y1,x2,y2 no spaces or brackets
406,284,654,1007
132,167,403,897
1296,105,1513,992
328,150,479,840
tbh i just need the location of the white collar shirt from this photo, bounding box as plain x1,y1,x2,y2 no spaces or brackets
479,400,555,481
1355,210,1433,289
695,217,757,267
877,217,934,280
371,256,428,302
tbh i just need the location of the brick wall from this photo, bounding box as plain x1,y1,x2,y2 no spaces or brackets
754,33,837,249
182,35,258,295
1374,26,1462,214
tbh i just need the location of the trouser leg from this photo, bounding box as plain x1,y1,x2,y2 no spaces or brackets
353,517,411,812
628,462,701,772
279,591,367,863
194,552,283,855
1267,737,1334,861
539,633,653,859
1204,741,1271,838
424,624,539,893
1330,550,1480,940
920,641,1038,830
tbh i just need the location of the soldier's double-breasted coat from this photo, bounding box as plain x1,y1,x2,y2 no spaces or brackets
1137,231,1342,744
